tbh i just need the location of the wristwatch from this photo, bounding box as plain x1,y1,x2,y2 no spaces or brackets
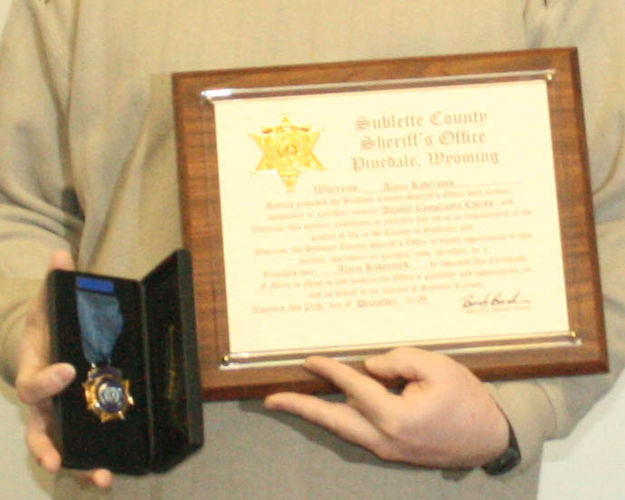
481,417,521,475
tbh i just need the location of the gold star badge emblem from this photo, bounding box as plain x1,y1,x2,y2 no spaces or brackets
83,366,134,423
251,115,325,191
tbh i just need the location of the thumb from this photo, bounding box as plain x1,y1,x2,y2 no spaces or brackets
26,249,76,336
364,347,451,383
18,363,76,405
17,250,77,390
49,249,75,272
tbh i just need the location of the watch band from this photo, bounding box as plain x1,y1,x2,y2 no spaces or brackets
481,417,521,476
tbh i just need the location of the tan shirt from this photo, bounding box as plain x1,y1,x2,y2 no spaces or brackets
0,1,624,498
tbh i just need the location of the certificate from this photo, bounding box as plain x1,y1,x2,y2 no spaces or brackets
173,49,607,400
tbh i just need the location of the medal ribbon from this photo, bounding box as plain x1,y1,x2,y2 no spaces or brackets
76,283,123,364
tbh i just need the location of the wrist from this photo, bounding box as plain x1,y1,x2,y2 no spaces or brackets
481,416,521,475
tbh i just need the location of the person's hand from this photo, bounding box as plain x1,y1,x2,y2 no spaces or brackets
265,347,509,469
14,250,113,488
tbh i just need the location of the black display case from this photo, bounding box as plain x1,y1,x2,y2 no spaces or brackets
48,250,203,474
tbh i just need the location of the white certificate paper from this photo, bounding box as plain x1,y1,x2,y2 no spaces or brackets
211,79,569,357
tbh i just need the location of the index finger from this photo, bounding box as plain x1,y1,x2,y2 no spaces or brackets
304,356,400,424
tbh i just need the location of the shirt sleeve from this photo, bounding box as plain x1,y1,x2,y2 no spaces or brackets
0,0,82,383
489,0,625,471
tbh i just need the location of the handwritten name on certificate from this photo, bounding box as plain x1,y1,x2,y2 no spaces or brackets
211,79,569,356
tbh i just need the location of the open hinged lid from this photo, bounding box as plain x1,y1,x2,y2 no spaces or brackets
142,249,204,471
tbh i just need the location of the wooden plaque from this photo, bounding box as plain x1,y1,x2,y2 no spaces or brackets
173,48,607,400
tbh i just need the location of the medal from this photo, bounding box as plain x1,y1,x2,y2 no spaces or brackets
83,365,134,423
76,277,134,423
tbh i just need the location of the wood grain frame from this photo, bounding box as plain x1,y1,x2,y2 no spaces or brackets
173,48,606,400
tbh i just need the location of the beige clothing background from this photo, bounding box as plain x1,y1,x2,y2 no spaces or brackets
0,0,624,498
